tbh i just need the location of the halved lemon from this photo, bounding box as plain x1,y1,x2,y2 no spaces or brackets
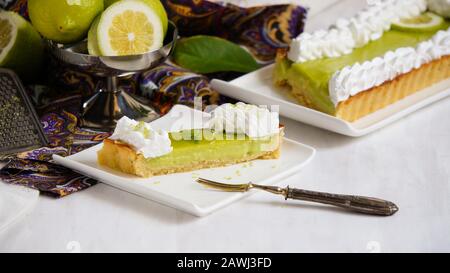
0,11,44,81
104,0,168,35
97,0,164,56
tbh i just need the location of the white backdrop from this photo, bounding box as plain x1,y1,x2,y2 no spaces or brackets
1,0,450,253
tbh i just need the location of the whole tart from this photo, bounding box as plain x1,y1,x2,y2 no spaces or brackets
275,0,450,121
98,104,283,178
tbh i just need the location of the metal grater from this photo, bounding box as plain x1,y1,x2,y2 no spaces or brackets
0,68,48,157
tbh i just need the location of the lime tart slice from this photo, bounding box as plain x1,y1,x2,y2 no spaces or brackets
275,0,450,121
98,104,283,178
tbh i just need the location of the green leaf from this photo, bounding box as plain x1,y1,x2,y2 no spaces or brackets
173,35,260,74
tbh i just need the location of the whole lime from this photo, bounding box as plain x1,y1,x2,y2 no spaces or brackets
104,0,168,34
0,11,44,82
28,0,104,44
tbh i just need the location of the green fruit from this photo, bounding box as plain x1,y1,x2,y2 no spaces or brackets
104,0,168,34
0,11,44,82
28,0,104,44
392,12,445,32
88,16,102,56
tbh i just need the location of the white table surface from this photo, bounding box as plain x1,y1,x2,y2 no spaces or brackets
1,0,450,253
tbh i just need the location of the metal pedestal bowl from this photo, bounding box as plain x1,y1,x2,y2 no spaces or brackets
47,22,178,130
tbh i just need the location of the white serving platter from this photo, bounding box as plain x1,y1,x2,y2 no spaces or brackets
53,138,315,217
211,66,450,137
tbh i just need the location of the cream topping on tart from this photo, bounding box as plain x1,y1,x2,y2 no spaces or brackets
428,0,450,18
329,27,450,105
209,102,280,139
109,116,173,159
288,0,427,63
109,103,280,158
151,104,211,133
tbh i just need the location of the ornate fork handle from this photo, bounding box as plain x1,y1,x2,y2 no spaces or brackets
286,187,399,216
196,178,399,216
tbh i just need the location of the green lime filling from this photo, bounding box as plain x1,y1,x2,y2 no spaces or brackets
144,130,279,168
276,20,450,115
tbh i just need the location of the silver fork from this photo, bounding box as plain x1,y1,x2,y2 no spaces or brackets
197,178,399,216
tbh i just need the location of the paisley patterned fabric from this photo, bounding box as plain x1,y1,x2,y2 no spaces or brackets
163,0,307,63
140,64,224,114
0,159,98,197
0,87,108,197
0,64,226,197
0,0,28,18
0,0,307,197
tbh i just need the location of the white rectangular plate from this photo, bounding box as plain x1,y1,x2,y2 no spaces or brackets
53,138,315,217
212,65,450,137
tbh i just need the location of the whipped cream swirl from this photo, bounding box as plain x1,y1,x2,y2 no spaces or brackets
109,117,173,159
210,102,280,138
428,0,450,18
329,27,450,105
108,103,280,157
288,0,427,63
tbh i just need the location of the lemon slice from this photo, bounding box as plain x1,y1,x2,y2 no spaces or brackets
97,0,164,56
0,11,44,81
393,12,445,32
104,0,168,35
